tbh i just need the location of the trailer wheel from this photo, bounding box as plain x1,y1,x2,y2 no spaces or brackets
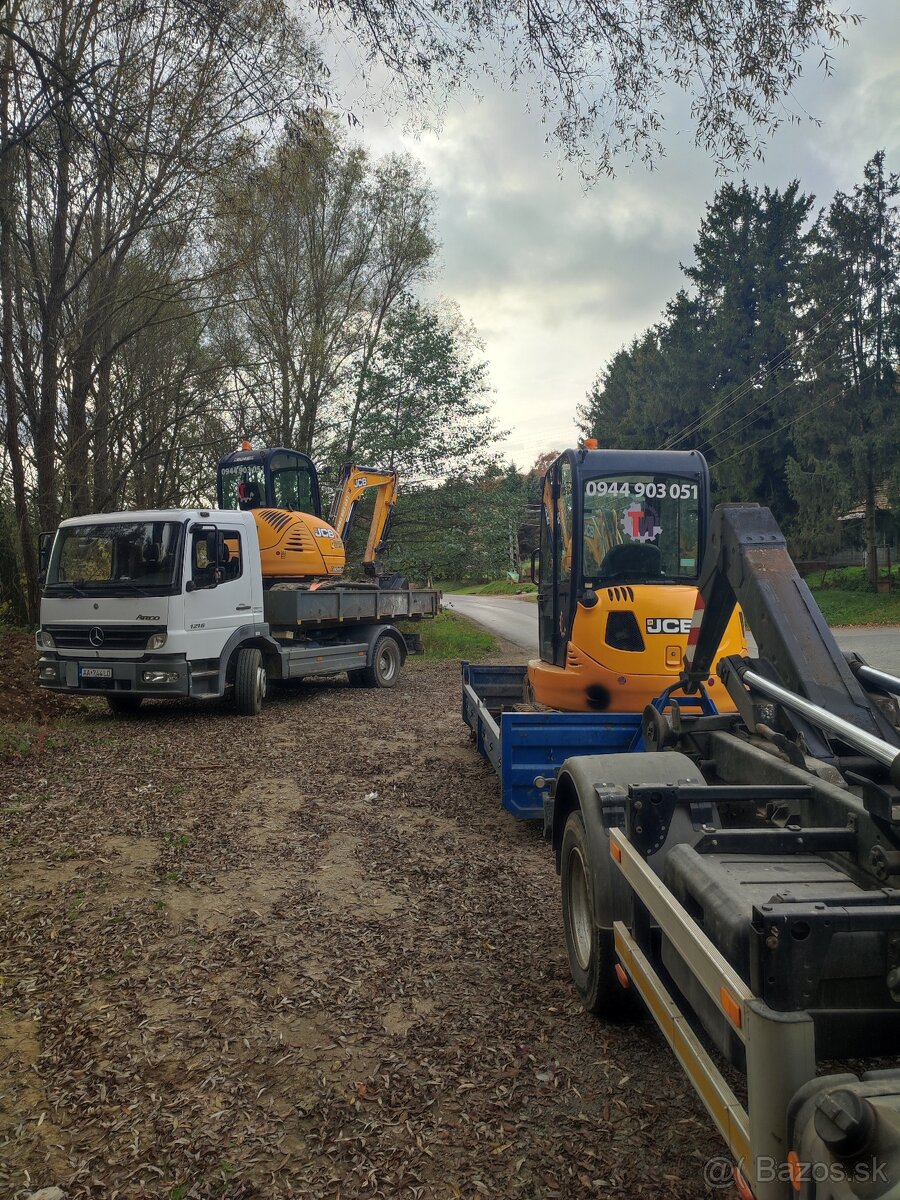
234,647,266,715
561,810,632,1019
360,636,402,688
106,694,143,716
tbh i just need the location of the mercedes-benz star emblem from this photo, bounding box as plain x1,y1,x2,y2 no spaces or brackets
89,626,105,647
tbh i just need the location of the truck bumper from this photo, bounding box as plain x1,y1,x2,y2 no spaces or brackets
37,655,191,698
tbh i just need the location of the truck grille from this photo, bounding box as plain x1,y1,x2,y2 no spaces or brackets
45,624,164,650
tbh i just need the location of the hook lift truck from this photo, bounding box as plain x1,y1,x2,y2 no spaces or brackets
36,443,438,715
464,447,900,1199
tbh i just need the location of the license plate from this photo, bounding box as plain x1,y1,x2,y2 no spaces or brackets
80,666,112,680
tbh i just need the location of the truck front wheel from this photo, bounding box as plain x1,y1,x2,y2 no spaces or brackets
235,647,267,715
560,810,632,1019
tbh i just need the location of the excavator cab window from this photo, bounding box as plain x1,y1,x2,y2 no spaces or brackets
269,452,315,512
220,464,265,511
582,474,700,585
217,447,322,517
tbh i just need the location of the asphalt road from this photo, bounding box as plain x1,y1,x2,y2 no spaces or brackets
445,592,900,674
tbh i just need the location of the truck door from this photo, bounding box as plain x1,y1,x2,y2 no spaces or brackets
183,523,253,658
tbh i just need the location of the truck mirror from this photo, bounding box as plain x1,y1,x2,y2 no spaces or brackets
530,547,541,585
39,531,54,573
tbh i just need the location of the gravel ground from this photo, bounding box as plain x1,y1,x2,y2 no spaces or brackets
1,637,735,1199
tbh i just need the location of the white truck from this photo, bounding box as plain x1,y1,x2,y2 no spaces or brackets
36,508,438,715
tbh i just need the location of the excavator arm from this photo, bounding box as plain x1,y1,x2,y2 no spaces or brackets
329,464,399,577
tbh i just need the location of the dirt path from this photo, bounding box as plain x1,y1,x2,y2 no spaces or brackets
1,640,732,1199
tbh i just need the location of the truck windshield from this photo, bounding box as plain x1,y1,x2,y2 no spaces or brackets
46,521,183,593
582,475,701,584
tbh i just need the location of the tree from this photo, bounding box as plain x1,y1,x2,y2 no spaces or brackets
212,116,436,457
788,152,900,587
315,0,853,175
0,0,321,616
336,294,497,481
580,181,815,520
681,181,814,514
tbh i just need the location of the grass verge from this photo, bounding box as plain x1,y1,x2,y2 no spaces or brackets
809,588,900,626
415,610,499,661
437,578,536,596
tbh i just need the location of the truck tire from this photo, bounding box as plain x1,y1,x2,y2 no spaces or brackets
106,694,143,716
234,647,266,715
359,635,402,688
561,809,633,1019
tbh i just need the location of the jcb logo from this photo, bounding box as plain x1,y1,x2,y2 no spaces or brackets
646,617,692,635
355,476,367,488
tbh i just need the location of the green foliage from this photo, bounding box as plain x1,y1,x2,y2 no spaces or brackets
415,611,498,661
788,152,900,585
808,588,900,626
336,294,497,480
386,466,528,585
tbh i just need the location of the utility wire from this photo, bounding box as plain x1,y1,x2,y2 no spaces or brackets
712,367,880,469
657,262,887,452
701,305,885,456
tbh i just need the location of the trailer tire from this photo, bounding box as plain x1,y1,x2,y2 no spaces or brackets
106,694,143,716
359,635,402,688
234,647,266,715
561,809,633,1019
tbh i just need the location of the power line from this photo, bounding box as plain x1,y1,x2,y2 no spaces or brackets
712,367,880,470
657,262,887,452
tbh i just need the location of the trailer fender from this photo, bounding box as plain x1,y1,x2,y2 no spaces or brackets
552,751,705,930
356,623,409,666
218,624,281,692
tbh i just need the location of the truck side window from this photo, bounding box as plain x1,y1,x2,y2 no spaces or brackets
220,531,242,582
190,530,243,588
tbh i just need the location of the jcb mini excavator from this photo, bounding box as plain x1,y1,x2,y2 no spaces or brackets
529,442,746,713
216,442,398,583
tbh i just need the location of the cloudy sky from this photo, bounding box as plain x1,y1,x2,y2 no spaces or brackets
327,2,900,469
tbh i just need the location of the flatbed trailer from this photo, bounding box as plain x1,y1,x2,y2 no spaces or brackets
461,661,716,819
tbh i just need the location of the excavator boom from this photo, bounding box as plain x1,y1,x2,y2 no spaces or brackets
329,464,399,577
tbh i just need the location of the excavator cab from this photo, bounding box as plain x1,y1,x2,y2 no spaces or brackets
217,446,322,516
216,443,399,584
529,446,746,712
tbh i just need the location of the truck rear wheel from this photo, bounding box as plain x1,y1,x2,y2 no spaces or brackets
107,694,143,716
358,636,402,688
235,647,266,715
561,810,632,1019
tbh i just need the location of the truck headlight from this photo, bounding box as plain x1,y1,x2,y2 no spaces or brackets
36,628,55,650
142,669,178,683
147,632,167,650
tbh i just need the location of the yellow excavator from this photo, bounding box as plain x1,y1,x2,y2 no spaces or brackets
528,443,747,713
216,442,399,582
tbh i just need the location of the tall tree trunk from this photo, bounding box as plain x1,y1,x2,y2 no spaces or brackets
0,7,39,620
865,475,879,590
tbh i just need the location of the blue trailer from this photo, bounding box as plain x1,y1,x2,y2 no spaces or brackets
461,662,643,819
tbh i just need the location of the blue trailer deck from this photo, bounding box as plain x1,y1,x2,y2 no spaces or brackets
461,662,643,819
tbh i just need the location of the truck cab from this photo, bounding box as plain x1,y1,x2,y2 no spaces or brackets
37,509,270,712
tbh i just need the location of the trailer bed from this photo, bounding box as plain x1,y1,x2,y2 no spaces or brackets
265,584,440,629
461,662,642,819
